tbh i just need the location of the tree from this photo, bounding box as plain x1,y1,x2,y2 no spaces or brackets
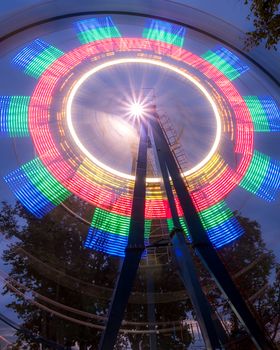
0,200,193,349
0,200,279,349
218,215,279,347
244,0,280,50
0,199,118,348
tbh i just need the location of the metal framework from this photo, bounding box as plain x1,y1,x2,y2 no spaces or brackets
150,115,223,349
98,120,148,349
99,109,274,350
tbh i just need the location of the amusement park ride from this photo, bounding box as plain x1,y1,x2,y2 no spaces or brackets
1,14,280,350
99,98,274,350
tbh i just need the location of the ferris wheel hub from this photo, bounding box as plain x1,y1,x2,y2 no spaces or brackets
129,102,145,118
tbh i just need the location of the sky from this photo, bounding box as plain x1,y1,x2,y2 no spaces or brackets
170,0,253,29
0,0,253,30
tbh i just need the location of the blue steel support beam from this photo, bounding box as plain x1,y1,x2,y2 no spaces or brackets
151,127,223,349
98,120,148,350
149,112,274,350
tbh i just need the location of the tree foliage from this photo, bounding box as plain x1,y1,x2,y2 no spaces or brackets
244,0,280,50
218,215,279,346
0,199,116,348
0,200,279,348
0,200,193,349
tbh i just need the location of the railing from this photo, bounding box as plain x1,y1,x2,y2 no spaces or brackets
159,113,188,172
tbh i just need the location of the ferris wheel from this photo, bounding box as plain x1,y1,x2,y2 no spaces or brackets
1,13,280,349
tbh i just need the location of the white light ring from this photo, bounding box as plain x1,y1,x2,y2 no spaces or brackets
66,58,222,183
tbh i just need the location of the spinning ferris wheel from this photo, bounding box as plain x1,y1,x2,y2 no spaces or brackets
1,12,280,350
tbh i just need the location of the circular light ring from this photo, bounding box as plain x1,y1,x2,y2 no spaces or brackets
29,38,254,215
58,65,228,195
41,45,239,205
66,57,222,182
28,37,254,218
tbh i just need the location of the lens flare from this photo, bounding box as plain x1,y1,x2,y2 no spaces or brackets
129,102,144,118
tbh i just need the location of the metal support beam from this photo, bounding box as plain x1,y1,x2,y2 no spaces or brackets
99,120,148,350
149,112,274,350
151,124,223,349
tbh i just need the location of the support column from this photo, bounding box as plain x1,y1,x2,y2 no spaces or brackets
99,120,148,350
149,112,274,350
151,126,223,349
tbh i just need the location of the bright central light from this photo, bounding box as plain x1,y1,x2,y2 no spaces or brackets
67,58,222,183
129,102,144,118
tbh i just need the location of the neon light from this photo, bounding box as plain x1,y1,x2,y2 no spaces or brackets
167,217,189,236
0,96,10,135
201,46,248,81
166,201,243,247
257,159,280,201
84,208,151,257
214,46,249,75
5,36,257,255
4,157,71,218
66,58,222,182
243,96,270,131
4,168,55,218
145,198,170,219
239,151,270,195
199,201,232,229
0,96,30,137
239,151,280,201
201,51,240,81
192,166,238,211
74,17,121,44
21,158,71,205
167,200,243,247
187,154,227,191
199,201,243,247
4,29,274,258
13,39,50,68
84,228,129,257
13,39,63,78
189,49,254,174
84,228,149,257
261,97,280,131
90,207,151,238
24,37,254,222
207,217,243,248
143,19,186,47
244,96,280,132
